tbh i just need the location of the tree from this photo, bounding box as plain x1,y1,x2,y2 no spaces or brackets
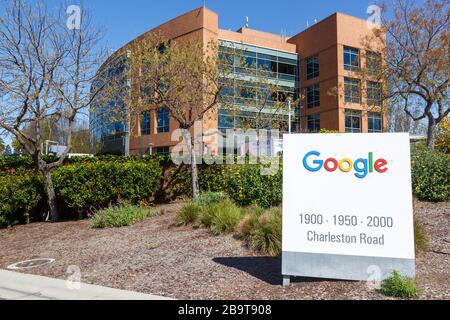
116,33,294,198
366,0,449,150
124,34,222,197
0,0,107,221
12,138,26,155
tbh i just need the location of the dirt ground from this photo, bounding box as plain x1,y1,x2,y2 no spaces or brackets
0,201,448,300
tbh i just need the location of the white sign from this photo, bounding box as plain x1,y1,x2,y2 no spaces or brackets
282,133,415,283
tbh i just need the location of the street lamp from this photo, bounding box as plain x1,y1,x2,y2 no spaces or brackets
288,97,292,134
148,143,154,156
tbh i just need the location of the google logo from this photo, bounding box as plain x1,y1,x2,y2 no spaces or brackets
303,151,388,179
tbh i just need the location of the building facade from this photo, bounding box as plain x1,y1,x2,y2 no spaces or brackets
90,7,387,155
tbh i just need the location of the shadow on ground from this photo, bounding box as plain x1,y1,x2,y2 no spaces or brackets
213,257,344,286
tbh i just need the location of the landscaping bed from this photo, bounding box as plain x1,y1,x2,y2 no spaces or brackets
0,201,448,300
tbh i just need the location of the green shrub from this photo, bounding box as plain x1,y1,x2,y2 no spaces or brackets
381,271,421,298
0,155,57,171
0,170,44,228
236,206,265,238
200,164,283,208
411,148,450,202
414,217,428,253
177,203,203,226
53,160,161,211
91,203,156,228
206,199,245,235
320,129,340,134
193,192,227,208
248,207,282,256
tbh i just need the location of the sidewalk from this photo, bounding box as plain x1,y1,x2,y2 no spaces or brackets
0,270,171,300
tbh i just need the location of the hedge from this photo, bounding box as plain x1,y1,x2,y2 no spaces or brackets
200,163,282,208
411,147,450,202
0,157,163,227
0,169,45,227
53,160,162,211
0,148,448,228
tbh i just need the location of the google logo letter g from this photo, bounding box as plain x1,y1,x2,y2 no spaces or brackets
303,151,388,179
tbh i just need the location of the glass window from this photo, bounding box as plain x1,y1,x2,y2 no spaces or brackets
278,62,296,75
345,110,362,133
218,109,234,131
157,108,170,133
243,50,257,58
368,112,383,133
141,112,151,136
345,77,361,104
257,59,277,74
367,81,382,106
233,56,255,68
344,47,360,71
278,57,297,65
158,42,170,54
155,147,170,155
218,47,234,66
307,114,321,133
257,53,277,61
306,84,320,108
306,56,320,80
366,51,381,75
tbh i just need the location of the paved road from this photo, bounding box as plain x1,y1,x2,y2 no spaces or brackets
0,270,171,300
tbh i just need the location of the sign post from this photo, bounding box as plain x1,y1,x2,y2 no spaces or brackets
282,133,415,285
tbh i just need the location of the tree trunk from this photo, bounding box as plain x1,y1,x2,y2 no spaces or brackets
426,117,436,151
190,139,200,199
182,129,200,199
43,168,59,222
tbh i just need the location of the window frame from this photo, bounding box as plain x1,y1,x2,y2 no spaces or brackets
366,51,381,76
345,109,362,133
344,47,360,72
368,112,383,133
140,111,152,136
307,114,321,133
157,108,170,133
306,56,320,80
306,84,320,108
367,81,382,106
344,77,361,104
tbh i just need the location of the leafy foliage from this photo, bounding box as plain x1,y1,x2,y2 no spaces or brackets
414,216,428,253
411,147,450,201
436,117,450,154
204,199,245,235
381,271,421,298
238,206,282,256
193,192,227,208
177,203,203,226
199,163,283,208
0,170,44,228
91,203,158,228
53,160,161,211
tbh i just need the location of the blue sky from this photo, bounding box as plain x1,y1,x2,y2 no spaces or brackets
56,0,377,52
